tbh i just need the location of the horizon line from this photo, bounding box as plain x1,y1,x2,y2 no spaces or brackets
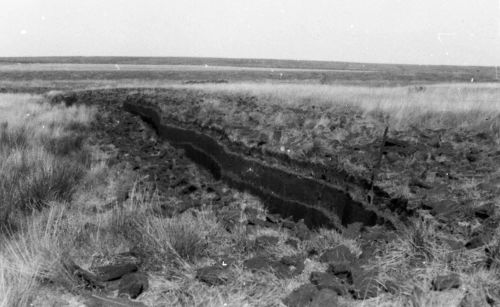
0,55,497,69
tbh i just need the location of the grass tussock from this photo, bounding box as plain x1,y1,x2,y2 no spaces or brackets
368,217,498,306
0,94,95,228
0,148,86,220
0,94,96,306
138,213,212,262
0,205,79,306
109,185,221,265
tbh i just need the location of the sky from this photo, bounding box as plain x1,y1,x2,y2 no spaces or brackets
1,0,499,66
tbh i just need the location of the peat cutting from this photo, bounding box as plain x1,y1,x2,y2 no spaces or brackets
52,88,401,232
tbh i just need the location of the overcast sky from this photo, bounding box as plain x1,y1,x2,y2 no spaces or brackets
1,0,499,66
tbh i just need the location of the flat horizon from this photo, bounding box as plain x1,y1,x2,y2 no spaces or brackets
0,55,498,69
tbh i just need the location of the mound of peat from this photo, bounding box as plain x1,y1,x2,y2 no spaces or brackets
52,88,403,232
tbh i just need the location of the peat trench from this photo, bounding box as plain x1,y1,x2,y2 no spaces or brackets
122,101,398,231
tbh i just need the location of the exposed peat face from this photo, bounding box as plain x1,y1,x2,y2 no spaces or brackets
124,102,385,230
50,88,411,232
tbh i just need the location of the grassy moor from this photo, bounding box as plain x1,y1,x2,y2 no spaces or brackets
0,57,500,307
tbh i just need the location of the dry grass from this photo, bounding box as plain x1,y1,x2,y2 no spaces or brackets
364,217,499,306
0,205,81,306
0,94,95,227
14,79,500,132
0,94,96,306
2,84,500,306
174,82,500,132
0,148,85,223
138,212,215,262
305,228,362,257
107,185,221,267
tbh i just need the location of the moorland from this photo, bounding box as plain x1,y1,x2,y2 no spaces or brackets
0,57,499,307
